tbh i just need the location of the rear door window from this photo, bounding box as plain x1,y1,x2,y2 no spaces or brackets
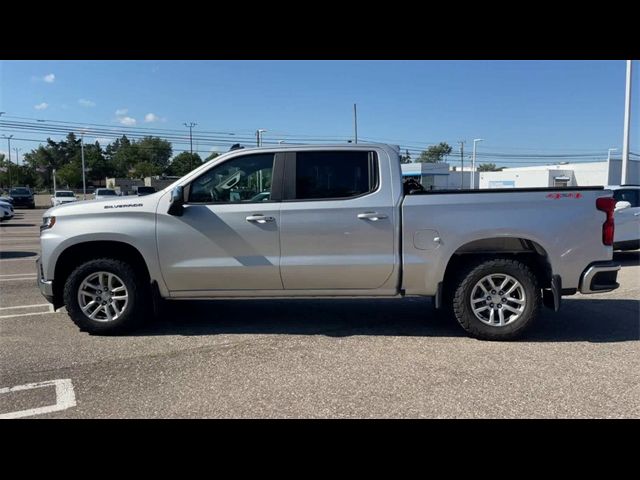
290,151,377,200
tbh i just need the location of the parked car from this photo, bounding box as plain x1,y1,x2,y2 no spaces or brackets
135,186,157,196
93,188,119,201
0,194,14,205
51,190,78,207
610,184,640,251
0,198,14,212
38,144,621,340
0,203,14,221
8,187,35,209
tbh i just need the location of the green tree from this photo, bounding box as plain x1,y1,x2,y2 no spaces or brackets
105,136,136,177
56,161,83,188
400,149,412,164
477,163,502,172
85,141,115,181
131,161,160,179
23,133,82,189
205,152,220,162
417,142,452,163
134,136,172,174
167,152,203,177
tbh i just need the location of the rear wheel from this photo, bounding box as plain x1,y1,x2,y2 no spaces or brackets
451,258,540,341
63,258,147,334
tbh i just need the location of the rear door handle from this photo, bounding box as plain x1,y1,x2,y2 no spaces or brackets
246,214,275,224
357,212,388,221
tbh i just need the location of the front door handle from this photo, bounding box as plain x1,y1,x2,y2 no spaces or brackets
246,214,275,224
357,212,388,221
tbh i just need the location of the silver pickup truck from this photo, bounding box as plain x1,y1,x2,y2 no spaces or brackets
37,144,621,340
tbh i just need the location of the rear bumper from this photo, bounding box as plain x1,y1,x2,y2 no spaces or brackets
578,261,620,294
13,198,35,207
36,256,55,303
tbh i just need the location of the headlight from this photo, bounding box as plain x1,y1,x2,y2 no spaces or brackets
40,216,56,231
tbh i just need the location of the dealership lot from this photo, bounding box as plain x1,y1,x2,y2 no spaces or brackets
1,209,639,418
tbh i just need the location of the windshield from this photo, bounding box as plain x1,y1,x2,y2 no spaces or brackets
56,191,75,197
96,189,117,196
10,188,30,195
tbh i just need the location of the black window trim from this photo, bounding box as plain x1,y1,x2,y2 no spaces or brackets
184,152,284,205
282,150,380,202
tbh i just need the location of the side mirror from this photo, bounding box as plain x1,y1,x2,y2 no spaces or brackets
168,186,185,216
615,200,631,212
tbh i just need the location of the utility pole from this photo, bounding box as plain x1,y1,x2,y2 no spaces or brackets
184,122,197,172
53,168,57,192
14,148,21,185
3,135,13,188
353,103,358,144
459,141,465,189
81,135,86,200
471,139,484,189
621,60,633,184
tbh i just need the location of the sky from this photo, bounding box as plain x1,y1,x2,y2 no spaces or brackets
0,60,638,167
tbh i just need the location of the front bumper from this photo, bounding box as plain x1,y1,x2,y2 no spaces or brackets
578,261,620,294
36,256,54,303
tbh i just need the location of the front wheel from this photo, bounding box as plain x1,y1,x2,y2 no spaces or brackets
63,258,147,334
451,258,541,341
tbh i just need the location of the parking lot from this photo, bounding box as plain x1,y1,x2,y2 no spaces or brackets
1,208,639,418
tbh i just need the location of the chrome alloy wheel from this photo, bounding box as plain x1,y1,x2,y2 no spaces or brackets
470,273,526,327
77,271,129,322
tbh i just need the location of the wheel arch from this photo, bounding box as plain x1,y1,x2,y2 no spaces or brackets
441,237,553,297
52,240,151,308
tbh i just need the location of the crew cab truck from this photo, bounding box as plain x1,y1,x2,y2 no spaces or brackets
37,144,621,340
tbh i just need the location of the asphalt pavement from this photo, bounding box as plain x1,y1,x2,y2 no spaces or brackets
1,209,639,418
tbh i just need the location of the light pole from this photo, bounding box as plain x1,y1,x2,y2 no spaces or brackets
81,134,87,200
607,148,618,185
353,103,358,144
621,60,633,184
184,122,197,171
256,129,267,147
471,139,484,190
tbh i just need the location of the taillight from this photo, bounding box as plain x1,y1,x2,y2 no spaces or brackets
596,197,616,246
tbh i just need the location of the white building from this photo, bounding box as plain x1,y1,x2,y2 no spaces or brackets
479,158,639,189
401,162,478,190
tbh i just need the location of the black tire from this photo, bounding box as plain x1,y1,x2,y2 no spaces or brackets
63,258,148,334
451,258,540,341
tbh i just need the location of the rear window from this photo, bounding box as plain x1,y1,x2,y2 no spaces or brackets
293,151,377,200
137,187,156,194
56,191,75,197
10,188,31,195
613,189,639,207
96,189,117,196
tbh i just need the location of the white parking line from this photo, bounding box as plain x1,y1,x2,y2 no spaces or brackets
0,303,50,310
0,379,77,419
0,274,40,277
0,311,58,319
0,258,38,262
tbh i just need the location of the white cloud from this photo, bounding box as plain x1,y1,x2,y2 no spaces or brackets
118,116,137,126
144,113,161,123
34,102,49,110
43,73,55,83
115,108,128,116
78,99,96,107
